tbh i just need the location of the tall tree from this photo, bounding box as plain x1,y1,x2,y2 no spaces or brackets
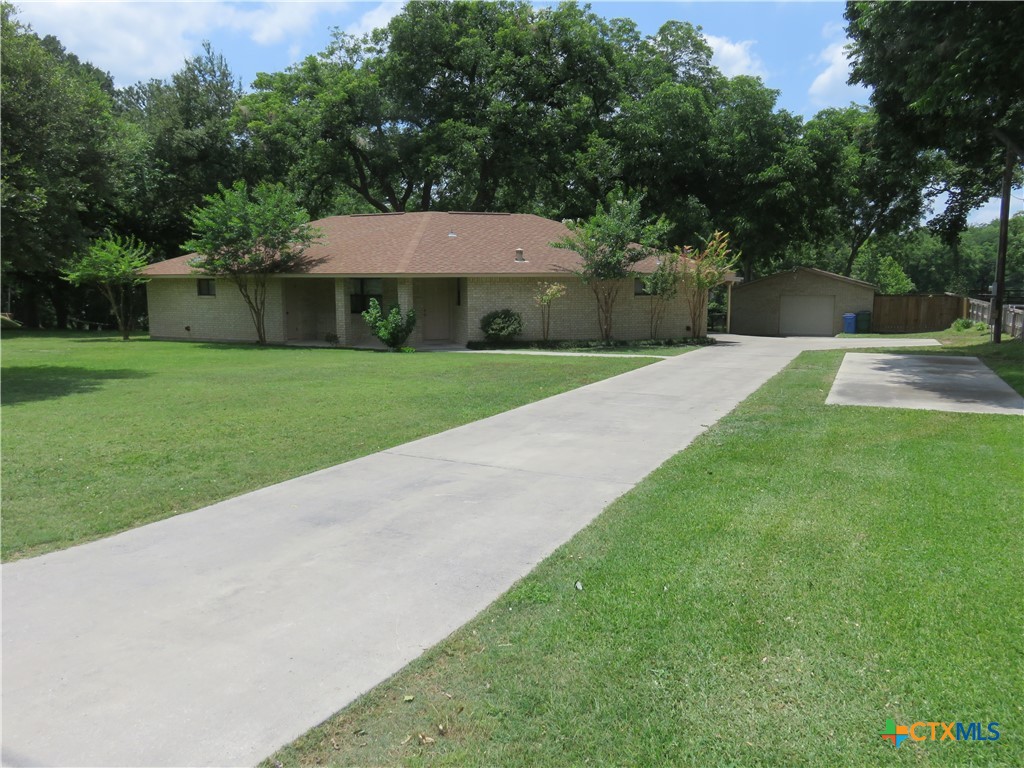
185,181,322,345
799,107,934,275
117,42,243,258
703,76,806,279
1,4,124,326
846,1,1024,338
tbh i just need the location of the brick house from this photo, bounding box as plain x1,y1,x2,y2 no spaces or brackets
142,211,710,346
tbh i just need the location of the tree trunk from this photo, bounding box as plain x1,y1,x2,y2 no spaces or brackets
233,275,268,345
592,283,618,342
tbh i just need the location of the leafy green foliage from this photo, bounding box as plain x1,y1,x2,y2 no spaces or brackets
852,249,916,295
846,1,1024,235
60,234,151,339
797,106,935,275
0,4,135,328
853,213,1024,296
479,309,523,344
117,42,243,259
875,255,916,295
641,252,683,339
680,231,740,338
185,180,321,344
361,298,417,351
554,192,670,341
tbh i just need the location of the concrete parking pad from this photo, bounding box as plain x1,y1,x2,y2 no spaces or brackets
0,335,941,767
826,353,1024,415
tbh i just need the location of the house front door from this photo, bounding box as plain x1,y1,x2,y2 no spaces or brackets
421,279,456,341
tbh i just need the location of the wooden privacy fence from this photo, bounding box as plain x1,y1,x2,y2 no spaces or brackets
871,294,965,333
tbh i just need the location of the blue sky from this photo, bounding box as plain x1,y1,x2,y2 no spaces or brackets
14,1,1018,223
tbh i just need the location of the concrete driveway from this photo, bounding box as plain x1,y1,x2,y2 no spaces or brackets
1,335,940,767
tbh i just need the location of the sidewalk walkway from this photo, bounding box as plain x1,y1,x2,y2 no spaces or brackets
1,335,939,767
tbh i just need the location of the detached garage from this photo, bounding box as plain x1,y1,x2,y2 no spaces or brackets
730,267,875,337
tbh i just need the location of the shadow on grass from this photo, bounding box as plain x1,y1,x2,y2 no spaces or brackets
1,366,150,405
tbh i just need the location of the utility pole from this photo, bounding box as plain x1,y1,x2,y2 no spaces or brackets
992,129,1022,345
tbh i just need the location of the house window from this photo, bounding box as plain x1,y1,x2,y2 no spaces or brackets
351,278,383,314
635,278,654,296
197,278,216,297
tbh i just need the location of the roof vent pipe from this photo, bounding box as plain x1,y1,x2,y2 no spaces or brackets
515,248,525,262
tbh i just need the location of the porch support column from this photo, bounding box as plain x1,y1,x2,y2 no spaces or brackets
334,278,352,345
726,281,734,334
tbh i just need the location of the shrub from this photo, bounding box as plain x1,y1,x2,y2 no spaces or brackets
362,298,416,351
480,309,523,343
951,318,975,332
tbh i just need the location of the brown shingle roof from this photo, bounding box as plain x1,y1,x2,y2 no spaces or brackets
142,211,668,277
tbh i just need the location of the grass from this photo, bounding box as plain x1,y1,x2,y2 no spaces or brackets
0,331,654,561
264,332,1023,767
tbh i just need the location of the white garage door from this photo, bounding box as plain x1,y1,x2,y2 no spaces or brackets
779,294,835,336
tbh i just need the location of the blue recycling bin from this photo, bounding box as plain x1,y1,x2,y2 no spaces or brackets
842,313,857,334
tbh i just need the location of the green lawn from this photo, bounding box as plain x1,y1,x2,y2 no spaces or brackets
0,332,653,561
264,335,1023,767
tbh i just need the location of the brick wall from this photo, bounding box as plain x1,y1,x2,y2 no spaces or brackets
464,276,702,342
148,274,706,346
147,278,285,343
731,270,874,336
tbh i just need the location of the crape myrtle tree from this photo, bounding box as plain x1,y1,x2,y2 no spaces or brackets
185,181,322,345
59,234,151,339
640,251,683,339
553,191,670,342
679,231,739,339
60,234,152,339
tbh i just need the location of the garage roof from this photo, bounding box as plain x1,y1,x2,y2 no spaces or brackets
735,266,877,291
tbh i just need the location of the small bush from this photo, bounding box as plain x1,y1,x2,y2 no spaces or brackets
480,309,523,343
362,298,416,351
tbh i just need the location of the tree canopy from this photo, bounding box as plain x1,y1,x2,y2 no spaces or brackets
845,0,1024,234
185,181,322,344
3,0,1023,330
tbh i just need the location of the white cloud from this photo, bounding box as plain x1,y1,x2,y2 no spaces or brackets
705,34,767,79
224,1,340,46
346,1,403,37
808,39,870,107
821,20,845,40
14,1,341,85
17,1,213,83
